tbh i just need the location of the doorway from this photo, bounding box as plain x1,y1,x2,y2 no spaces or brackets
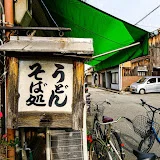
102,73,106,87
106,71,111,89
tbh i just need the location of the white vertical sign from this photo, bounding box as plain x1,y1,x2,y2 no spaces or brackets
18,60,73,113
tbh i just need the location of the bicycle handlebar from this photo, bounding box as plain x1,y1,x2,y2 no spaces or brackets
93,99,111,112
140,99,160,112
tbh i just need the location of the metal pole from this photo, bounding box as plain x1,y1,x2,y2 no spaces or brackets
46,127,51,160
83,103,88,160
83,83,88,160
92,42,140,59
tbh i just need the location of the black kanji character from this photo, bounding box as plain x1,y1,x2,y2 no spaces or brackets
48,90,67,107
28,63,45,80
26,94,46,106
52,64,65,83
55,84,64,94
30,81,43,94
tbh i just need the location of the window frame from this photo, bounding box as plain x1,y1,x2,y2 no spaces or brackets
111,72,119,84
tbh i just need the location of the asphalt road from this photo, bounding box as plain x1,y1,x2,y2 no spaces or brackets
87,87,160,160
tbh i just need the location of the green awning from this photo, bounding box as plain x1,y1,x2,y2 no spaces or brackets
43,0,149,71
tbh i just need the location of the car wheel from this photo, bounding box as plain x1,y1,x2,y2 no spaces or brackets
139,89,145,94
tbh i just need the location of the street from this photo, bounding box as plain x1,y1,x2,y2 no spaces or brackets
87,87,160,160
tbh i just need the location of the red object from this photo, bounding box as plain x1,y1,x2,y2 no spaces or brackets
121,143,125,147
87,135,93,143
0,112,3,118
2,134,7,139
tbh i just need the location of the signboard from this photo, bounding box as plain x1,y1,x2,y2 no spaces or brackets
18,59,73,113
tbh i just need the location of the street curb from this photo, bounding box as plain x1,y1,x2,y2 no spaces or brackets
88,86,131,95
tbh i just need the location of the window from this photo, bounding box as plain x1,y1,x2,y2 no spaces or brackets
148,78,156,84
138,71,146,76
158,78,160,82
137,77,147,83
112,72,118,84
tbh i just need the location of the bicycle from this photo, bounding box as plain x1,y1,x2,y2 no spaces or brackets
88,100,125,160
17,142,33,160
125,99,160,153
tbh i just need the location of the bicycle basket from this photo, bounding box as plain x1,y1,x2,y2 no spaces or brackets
132,115,160,138
90,102,105,117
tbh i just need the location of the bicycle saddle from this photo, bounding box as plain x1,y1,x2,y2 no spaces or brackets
102,116,113,123
133,149,156,160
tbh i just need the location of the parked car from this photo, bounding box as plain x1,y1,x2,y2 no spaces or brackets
130,76,160,94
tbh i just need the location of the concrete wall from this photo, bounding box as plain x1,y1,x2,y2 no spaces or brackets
122,76,142,91
111,83,119,90
99,73,103,87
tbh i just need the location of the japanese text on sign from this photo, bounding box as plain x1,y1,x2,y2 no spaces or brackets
18,60,73,113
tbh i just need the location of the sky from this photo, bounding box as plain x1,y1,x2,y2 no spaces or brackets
84,0,160,70
85,0,160,33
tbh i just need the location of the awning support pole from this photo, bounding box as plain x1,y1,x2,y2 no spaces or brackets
46,127,50,160
92,42,140,59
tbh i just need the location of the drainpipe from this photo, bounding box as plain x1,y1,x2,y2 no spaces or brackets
4,0,15,160
83,84,88,160
83,103,88,160
119,65,122,91
4,0,14,27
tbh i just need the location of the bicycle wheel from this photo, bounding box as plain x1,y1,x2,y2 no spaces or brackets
109,131,125,160
138,133,155,153
89,139,109,160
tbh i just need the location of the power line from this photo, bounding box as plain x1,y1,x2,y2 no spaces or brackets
135,4,160,25
40,0,59,29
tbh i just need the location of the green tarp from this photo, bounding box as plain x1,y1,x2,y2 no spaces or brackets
43,0,149,71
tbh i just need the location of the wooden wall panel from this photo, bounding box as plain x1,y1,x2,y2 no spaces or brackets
72,61,84,130
7,57,85,129
7,57,19,129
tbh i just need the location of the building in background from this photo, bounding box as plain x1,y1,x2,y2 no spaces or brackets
86,30,160,91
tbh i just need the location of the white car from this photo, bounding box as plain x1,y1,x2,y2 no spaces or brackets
130,76,160,94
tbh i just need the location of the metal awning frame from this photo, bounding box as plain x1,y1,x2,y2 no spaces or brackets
92,42,140,59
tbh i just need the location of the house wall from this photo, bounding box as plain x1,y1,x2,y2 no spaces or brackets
149,34,160,67
85,75,92,85
111,84,119,90
121,56,150,91
122,76,142,91
149,35,160,76
131,58,150,70
120,61,131,68
99,73,103,87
